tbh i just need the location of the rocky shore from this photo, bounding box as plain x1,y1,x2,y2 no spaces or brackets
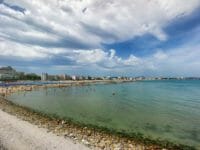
0,80,131,97
0,96,196,150
0,107,89,150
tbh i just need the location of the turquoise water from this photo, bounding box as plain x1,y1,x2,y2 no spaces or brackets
8,80,200,148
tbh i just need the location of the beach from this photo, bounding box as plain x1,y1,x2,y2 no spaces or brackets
0,109,89,150
0,96,154,150
0,81,160,150
0,81,197,150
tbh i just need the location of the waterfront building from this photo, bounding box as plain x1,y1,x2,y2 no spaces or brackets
0,66,18,80
64,74,72,80
71,75,76,80
47,75,56,81
58,74,72,80
58,74,66,80
41,73,48,81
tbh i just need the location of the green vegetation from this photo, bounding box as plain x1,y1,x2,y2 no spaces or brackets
18,73,41,80
0,73,41,81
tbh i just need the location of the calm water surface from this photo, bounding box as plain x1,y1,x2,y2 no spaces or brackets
8,80,200,147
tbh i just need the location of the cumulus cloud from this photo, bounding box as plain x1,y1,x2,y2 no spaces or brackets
72,49,107,64
31,43,199,76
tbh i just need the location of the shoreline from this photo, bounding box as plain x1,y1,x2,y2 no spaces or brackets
0,81,197,150
0,106,89,150
0,80,133,97
0,97,196,150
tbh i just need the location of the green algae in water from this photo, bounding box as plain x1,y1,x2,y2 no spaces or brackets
7,80,200,148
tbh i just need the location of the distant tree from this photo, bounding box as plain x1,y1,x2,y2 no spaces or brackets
24,73,41,80
88,76,92,80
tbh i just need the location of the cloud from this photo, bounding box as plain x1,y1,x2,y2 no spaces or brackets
153,51,168,60
0,38,68,59
0,0,200,75
66,41,200,76
1,0,199,49
71,49,107,64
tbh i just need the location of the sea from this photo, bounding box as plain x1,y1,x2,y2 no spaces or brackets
7,80,200,148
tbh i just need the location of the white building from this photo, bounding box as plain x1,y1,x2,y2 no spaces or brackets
71,75,76,80
41,73,48,81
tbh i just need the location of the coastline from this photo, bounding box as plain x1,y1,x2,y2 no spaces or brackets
0,102,196,149
0,81,197,150
0,80,132,97
0,107,89,150
0,97,153,150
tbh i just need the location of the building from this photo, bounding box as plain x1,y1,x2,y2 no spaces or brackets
58,74,72,80
63,74,72,80
71,75,76,80
0,66,18,80
41,73,48,81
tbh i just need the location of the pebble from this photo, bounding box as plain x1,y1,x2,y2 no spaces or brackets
61,120,66,125
81,139,90,146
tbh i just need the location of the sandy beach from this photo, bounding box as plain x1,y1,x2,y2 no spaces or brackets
0,109,90,150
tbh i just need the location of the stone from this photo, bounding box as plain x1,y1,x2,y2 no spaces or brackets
82,139,90,146
87,130,92,136
61,120,66,125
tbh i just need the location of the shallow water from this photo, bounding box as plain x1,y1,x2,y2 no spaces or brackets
8,80,200,147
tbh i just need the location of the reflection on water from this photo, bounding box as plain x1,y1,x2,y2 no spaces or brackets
8,80,200,147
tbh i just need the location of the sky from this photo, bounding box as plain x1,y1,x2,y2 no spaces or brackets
0,0,200,76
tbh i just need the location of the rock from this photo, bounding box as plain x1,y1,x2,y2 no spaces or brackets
82,139,90,146
69,133,74,138
61,120,66,125
113,143,122,150
87,130,92,136
98,141,106,149
128,144,134,149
